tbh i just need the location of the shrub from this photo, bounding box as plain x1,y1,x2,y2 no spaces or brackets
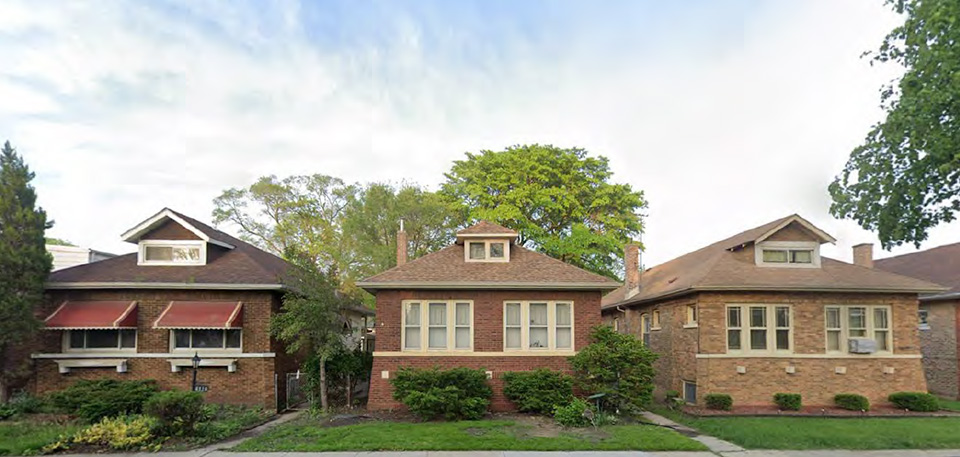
144,390,206,436
502,369,574,415
773,393,802,411
705,394,733,411
391,367,492,420
69,415,157,451
0,404,15,421
664,390,680,402
888,392,939,412
50,379,159,422
569,326,658,412
8,393,47,415
553,398,592,427
834,393,870,411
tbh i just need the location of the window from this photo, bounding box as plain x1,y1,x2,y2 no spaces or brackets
67,329,136,351
640,313,651,346
726,305,792,353
762,249,813,264
464,240,510,262
139,241,205,265
756,241,820,267
503,301,574,351
613,317,620,332
652,310,661,329
402,300,473,351
684,304,698,327
918,309,930,330
824,305,892,353
683,381,697,404
172,329,241,350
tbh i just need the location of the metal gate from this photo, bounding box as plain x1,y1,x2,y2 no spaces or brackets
286,372,306,409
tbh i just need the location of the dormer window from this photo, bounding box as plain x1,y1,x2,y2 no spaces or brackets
756,241,820,268
139,241,206,266
465,240,510,262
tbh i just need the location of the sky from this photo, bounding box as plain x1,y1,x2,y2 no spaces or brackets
1,0,957,267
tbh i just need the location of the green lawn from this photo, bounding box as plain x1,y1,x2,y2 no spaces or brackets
0,421,78,456
654,407,960,450
937,398,960,412
233,418,707,452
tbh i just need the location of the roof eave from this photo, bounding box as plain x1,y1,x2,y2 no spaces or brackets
755,215,837,245
46,282,285,291
120,208,235,249
357,281,619,292
921,292,960,302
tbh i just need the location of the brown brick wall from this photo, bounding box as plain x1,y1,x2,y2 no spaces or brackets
141,220,202,240
368,289,602,410
764,221,817,242
33,289,287,410
917,300,959,398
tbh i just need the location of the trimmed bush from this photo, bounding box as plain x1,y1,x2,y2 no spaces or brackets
834,393,870,411
773,393,802,411
502,369,574,415
888,392,939,412
68,415,157,451
553,398,592,427
705,394,733,411
664,390,680,402
144,390,206,435
391,367,492,420
50,380,159,423
570,326,657,412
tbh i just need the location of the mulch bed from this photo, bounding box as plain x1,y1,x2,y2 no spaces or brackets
682,404,960,417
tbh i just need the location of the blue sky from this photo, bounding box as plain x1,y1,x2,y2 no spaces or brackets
1,0,956,266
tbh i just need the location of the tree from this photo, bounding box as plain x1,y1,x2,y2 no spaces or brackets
270,255,348,412
440,144,646,279
0,141,52,402
829,0,960,249
45,237,75,246
569,326,657,413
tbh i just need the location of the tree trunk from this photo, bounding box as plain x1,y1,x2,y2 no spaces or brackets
346,372,352,408
319,355,329,412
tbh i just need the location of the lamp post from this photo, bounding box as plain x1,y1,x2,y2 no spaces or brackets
191,352,201,392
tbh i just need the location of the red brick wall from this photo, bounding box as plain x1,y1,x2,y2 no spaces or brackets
368,289,602,410
33,289,288,410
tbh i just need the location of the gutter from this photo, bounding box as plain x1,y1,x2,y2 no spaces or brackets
46,282,285,291
356,281,620,291
921,292,960,302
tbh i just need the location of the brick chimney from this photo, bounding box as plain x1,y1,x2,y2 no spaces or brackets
625,243,640,296
853,243,873,268
396,220,408,266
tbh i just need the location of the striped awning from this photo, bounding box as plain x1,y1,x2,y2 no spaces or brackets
44,301,138,329
153,301,243,329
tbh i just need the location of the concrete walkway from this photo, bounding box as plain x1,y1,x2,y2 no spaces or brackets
639,411,744,454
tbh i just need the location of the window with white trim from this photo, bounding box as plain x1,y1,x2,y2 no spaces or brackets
66,329,136,351
756,241,821,268
640,313,651,346
825,305,892,353
139,241,205,265
684,304,698,327
652,310,661,329
402,300,473,351
172,329,242,350
465,240,509,262
503,301,574,351
726,305,792,353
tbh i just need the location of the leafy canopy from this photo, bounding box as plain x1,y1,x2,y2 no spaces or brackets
829,0,960,248
0,140,52,393
569,325,657,412
440,144,646,279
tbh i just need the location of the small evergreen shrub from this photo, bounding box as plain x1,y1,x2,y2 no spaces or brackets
664,390,680,402
773,393,802,411
50,380,159,422
569,326,658,412
705,393,733,411
144,390,206,435
888,392,939,412
60,415,157,451
0,405,15,421
834,393,870,411
502,369,574,415
553,398,592,427
391,367,492,420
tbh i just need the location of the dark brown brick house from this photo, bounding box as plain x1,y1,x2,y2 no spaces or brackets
874,242,960,399
31,208,298,410
601,215,945,408
357,221,620,411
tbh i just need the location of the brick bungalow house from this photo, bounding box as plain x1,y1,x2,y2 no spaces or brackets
873,242,960,399
31,208,298,410
357,221,620,411
601,214,945,408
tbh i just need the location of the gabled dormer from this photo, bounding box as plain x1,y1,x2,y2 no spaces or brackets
751,215,836,269
456,221,518,263
120,208,235,266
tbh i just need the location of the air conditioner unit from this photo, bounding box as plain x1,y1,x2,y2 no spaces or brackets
848,338,877,354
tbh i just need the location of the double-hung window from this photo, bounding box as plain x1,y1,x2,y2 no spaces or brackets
402,300,473,351
67,329,137,351
825,305,891,353
172,329,241,351
726,305,792,353
503,301,574,351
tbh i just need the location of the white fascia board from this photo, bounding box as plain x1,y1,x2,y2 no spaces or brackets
46,282,284,290
121,209,235,249
356,281,619,291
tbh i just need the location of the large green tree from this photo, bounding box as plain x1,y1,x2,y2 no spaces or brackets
440,144,645,279
0,141,52,402
829,0,960,248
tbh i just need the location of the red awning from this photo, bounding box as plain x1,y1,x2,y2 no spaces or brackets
153,301,243,329
44,301,138,329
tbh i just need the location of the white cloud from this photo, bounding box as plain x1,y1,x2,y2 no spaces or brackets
0,0,955,266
